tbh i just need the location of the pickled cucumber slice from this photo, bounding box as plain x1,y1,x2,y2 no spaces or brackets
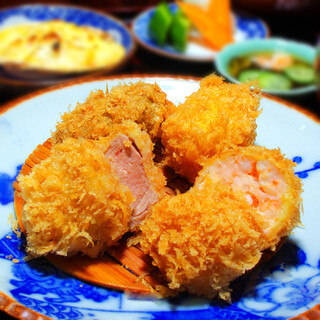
258,72,292,90
284,65,315,84
169,9,190,52
238,69,263,83
149,2,173,46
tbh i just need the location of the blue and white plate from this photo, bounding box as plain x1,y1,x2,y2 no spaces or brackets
0,5,135,87
132,4,269,62
0,76,320,320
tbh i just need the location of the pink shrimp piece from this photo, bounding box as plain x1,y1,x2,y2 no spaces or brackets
196,145,302,249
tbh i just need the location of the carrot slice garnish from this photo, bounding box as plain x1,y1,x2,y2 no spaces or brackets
208,0,233,35
177,0,233,50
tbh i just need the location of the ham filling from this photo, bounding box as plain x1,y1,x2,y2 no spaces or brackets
105,134,158,227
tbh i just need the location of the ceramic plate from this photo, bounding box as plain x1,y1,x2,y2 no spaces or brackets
132,4,269,62
0,5,135,88
0,76,319,320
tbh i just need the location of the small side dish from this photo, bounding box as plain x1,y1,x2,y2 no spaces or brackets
215,38,317,95
132,2,269,62
148,0,233,52
229,51,315,91
0,4,135,85
0,20,126,74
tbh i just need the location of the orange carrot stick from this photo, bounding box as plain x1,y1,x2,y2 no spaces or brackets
208,0,233,34
177,1,233,50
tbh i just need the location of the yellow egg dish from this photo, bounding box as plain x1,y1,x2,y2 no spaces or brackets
0,20,126,73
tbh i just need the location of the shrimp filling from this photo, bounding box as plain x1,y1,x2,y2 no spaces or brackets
200,155,287,222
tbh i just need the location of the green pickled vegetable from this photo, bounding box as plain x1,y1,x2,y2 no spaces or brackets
239,70,292,90
169,9,191,52
149,2,173,46
228,57,251,78
258,72,292,90
284,65,315,84
238,69,263,83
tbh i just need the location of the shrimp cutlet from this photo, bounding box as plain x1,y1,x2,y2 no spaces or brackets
18,121,166,258
138,146,302,300
52,81,173,144
197,145,303,249
161,74,261,182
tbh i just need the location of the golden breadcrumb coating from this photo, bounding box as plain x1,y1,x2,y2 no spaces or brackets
138,145,302,300
197,145,303,250
18,138,133,258
138,180,266,300
161,74,261,182
52,81,173,144
18,121,166,258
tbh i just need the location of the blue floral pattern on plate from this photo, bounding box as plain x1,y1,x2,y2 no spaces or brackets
0,77,319,320
293,156,320,179
1,230,318,320
132,4,268,61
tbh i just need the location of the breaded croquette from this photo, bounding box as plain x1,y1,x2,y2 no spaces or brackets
161,74,261,182
138,145,302,300
18,121,166,257
138,179,266,300
52,81,173,144
196,145,303,249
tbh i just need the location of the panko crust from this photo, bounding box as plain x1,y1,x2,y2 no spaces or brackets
18,138,133,258
161,74,261,182
18,121,167,258
138,145,303,299
138,180,267,300
199,145,303,249
51,81,173,144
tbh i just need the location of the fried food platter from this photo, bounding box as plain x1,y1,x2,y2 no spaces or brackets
1,75,320,320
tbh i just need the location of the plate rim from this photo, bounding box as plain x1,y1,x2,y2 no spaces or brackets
0,287,319,320
131,3,270,63
0,3,136,87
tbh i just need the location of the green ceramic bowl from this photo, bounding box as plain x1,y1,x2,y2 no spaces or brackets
215,38,317,96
